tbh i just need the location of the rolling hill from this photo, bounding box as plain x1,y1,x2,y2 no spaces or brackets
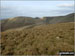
1,22,74,55
1,16,43,31
44,13,74,24
1,13,74,32
1,13,74,55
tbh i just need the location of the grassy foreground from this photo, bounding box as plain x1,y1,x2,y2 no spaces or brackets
1,22,74,55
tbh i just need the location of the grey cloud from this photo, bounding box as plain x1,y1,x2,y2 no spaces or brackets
52,9,74,14
58,3,74,9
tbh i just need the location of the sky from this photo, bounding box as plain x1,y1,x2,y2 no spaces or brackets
0,0,74,19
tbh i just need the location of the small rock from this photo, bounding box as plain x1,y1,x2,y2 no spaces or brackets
56,36,60,39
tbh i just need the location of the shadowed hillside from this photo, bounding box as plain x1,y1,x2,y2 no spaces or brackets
1,16,43,31
1,13,74,32
1,22,74,55
44,13,74,24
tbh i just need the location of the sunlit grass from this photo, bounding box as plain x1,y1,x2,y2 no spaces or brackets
1,22,74,55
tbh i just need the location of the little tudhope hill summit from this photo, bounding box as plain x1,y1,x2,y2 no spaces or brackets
1,13,75,55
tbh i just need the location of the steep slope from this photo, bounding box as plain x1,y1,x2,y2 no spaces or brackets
1,22,74,55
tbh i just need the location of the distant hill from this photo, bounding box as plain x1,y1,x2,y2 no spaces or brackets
1,22,74,55
1,16,43,31
1,13,74,31
43,13,74,24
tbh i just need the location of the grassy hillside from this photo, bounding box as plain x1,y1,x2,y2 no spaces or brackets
1,22,74,55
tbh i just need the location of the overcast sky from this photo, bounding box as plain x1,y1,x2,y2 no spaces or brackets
1,1,74,19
